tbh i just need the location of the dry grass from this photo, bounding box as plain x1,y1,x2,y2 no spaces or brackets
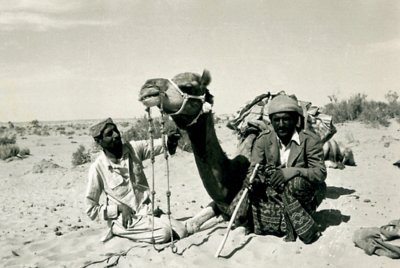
72,145,91,166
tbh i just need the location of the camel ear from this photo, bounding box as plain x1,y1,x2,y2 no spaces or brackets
200,69,211,87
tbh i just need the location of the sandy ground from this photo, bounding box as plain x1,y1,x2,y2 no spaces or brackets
0,119,399,268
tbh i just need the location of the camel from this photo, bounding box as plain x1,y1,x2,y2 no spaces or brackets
323,139,356,169
139,70,249,214
139,70,252,232
138,70,351,232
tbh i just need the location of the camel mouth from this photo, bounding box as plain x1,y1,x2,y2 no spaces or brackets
139,88,161,107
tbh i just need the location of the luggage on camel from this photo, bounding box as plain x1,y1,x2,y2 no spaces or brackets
227,91,337,157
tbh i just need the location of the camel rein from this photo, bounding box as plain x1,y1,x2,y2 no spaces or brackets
146,107,178,254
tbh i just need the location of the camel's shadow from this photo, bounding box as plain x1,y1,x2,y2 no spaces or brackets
325,186,355,199
314,209,351,232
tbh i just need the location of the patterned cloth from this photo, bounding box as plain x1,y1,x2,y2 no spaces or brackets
229,174,326,244
254,177,323,242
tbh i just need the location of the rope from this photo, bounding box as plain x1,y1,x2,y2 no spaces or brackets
160,105,178,253
146,107,163,252
80,246,136,268
146,106,178,254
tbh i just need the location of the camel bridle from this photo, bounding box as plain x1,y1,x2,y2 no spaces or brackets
163,79,208,127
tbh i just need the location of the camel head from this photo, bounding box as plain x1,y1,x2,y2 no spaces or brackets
139,70,214,128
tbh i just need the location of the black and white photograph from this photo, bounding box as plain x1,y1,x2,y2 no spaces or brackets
1,1,399,267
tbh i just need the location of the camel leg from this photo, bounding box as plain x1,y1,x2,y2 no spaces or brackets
184,205,219,234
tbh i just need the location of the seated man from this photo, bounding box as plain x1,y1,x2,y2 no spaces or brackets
85,118,187,243
244,94,327,244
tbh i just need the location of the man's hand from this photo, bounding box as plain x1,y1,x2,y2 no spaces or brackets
270,169,286,189
270,168,301,189
281,167,301,181
243,164,269,190
167,128,181,155
117,203,135,228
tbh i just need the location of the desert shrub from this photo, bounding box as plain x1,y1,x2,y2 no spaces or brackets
385,90,400,119
72,145,91,166
19,148,30,156
359,101,391,127
32,128,50,136
30,119,40,128
67,131,75,135
121,116,163,141
0,144,20,160
0,131,17,145
15,126,26,136
121,116,192,152
324,92,400,127
120,121,130,128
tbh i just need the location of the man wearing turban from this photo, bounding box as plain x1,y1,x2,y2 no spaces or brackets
85,118,186,243
244,94,327,244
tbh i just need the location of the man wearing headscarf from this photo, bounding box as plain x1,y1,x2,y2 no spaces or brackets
244,94,327,244
85,118,186,243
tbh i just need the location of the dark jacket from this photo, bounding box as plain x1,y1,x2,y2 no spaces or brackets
250,128,327,184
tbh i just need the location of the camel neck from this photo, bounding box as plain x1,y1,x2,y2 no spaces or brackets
183,111,249,209
186,112,225,161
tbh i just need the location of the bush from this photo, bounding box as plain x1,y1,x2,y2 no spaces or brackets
30,119,40,128
120,121,130,128
0,144,20,160
72,145,91,166
359,101,391,127
121,116,166,141
32,128,50,136
323,92,400,126
121,116,192,152
19,147,30,156
0,131,16,145
15,126,26,136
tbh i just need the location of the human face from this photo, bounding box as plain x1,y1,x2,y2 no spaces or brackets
98,124,122,155
270,112,297,140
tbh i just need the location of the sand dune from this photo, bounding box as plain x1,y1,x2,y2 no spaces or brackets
0,120,399,267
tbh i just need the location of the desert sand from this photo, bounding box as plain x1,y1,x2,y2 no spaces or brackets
0,118,399,268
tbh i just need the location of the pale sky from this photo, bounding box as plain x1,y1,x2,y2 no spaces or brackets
0,0,399,122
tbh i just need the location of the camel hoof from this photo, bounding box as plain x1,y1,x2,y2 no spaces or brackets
184,219,200,235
